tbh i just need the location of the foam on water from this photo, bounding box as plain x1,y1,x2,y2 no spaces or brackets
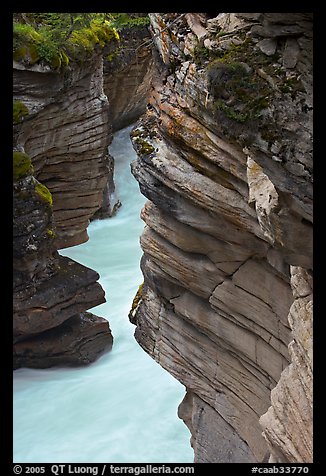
13,125,193,463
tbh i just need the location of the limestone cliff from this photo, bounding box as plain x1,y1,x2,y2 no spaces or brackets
93,22,154,219
13,153,113,369
130,13,313,463
13,53,114,249
103,24,154,132
13,15,155,369
12,18,118,368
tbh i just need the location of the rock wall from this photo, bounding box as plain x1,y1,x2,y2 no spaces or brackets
13,54,113,249
13,48,117,368
13,21,155,369
93,24,155,219
103,26,155,132
260,266,313,462
130,13,313,463
13,159,113,369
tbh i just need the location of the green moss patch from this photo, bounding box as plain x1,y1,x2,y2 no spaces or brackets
13,151,34,181
134,137,155,155
128,283,144,323
109,13,150,31
13,14,120,69
207,59,271,123
35,182,53,207
68,20,119,56
46,228,56,238
205,37,303,124
13,101,29,124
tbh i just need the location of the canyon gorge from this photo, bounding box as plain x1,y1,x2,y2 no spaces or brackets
13,13,313,464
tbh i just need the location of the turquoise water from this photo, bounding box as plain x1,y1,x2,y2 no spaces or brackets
13,125,193,463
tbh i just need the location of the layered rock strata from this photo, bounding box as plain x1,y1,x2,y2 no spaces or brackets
103,25,154,132
13,53,114,249
93,24,155,219
13,162,112,369
260,266,313,462
130,13,313,463
13,45,117,368
13,20,155,369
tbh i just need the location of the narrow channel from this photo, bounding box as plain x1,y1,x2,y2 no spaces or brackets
13,125,193,463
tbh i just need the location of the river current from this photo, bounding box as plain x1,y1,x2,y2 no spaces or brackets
13,125,193,463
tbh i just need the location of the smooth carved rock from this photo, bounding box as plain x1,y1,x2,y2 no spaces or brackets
13,173,57,290
178,391,256,463
141,202,253,274
130,12,313,463
13,312,113,369
135,285,275,461
12,47,128,369
13,255,105,340
103,26,155,132
13,105,111,369
260,267,313,463
14,55,112,249
141,227,225,299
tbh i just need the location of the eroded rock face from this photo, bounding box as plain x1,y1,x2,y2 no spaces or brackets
14,312,113,369
13,50,116,369
92,24,155,219
103,25,155,132
13,24,155,369
13,166,112,369
130,13,312,462
13,54,113,249
260,267,313,463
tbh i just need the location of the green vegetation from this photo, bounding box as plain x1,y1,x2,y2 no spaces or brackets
35,182,53,207
193,44,211,64
205,37,303,124
13,151,34,181
130,128,155,155
13,13,120,69
207,60,271,123
46,228,56,238
13,13,150,69
206,39,277,123
13,100,29,124
109,13,150,31
135,137,155,155
128,283,144,322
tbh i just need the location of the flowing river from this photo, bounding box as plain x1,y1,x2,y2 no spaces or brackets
13,125,193,463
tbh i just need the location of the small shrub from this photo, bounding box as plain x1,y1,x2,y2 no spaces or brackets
110,13,150,31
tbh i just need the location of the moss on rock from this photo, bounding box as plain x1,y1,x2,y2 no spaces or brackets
13,14,120,70
131,127,156,155
13,101,29,124
46,228,56,238
207,59,271,123
13,151,33,181
135,137,155,155
128,283,143,323
35,182,53,207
